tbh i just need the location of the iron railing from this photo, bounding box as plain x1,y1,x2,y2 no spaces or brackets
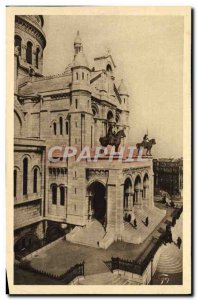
15,260,85,284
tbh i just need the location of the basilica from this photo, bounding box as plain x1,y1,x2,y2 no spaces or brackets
14,15,165,253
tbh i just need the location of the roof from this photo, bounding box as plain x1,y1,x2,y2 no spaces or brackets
19,74,71,95
74,31,82,44
118,79,129,96
73,51,89,68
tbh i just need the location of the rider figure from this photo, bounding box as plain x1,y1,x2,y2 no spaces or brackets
143,133,149,147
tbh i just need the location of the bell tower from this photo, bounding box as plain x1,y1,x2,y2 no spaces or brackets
70,31,93,149
74,31,83,55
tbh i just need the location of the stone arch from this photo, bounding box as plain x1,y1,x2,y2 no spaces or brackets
14,233,40,257
106,63,112,74
50,183,58,205
91,103,99,117
87,180,107,226
32,165,41,194
134,174,142,205
26,40,33,64
143,173,149,202
87,178,106,190
107,110,114,122
59,184,66,206
123,177,132,211
46,223,64,243
14,35,22,56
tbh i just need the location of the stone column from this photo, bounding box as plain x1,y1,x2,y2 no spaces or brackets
128,192,134,210
149,172,154,208
21,44,26,62
32,49,37,68
139,189,143,207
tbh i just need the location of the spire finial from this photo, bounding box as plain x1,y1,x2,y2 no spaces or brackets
74,31,83,55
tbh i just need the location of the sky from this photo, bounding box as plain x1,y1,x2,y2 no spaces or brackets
42,15,184,158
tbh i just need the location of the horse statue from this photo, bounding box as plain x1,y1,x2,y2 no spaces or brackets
136,138,156,156
99,126,126,152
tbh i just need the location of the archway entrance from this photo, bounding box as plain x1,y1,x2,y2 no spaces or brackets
87,182,107,227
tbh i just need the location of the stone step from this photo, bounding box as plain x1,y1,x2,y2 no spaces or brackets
66,220,106,248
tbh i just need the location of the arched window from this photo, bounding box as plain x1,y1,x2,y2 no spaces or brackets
82,72,84,80
60,186,65,206
26,41,33,64
65,121,69,135
75,99,78,109
14,35,22,56
76,72,78,80
53,122,56,135
52,185,57,205
59,117,63,135
36,48,40,68
33,168,38,193
23,158,28,195
14,169,17,197
106,64,112,73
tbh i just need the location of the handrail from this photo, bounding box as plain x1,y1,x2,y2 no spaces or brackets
15,260,85,284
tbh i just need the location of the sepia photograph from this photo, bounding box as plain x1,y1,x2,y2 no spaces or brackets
6,6,191,295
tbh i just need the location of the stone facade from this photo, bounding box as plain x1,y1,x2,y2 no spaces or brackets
14,16,158,252
153,158,183,198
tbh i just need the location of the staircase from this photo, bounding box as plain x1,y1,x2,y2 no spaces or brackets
156,243,182,274
122,207,166,244
75,272,141,285
171,213,183,241
66,219,106,248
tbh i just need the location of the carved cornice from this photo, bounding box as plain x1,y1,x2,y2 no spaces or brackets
15,15,46,49
86,169,109,181
123,167,150,175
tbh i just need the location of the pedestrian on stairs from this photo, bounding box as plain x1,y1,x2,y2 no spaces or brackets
145,216,149,227
177,236,182,249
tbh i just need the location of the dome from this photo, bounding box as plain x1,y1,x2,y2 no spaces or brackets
74,30,82,44
73,51,89,68
118,79,129,96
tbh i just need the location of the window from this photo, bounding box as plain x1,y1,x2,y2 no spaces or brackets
76,72,78,80
36,48,40,68
75,122,77,128
59,117,63,135
23,158,28,195
75,188,76,194
14,170,17,197
60,186,65,206
52,185,57,205
82,72,84,80
33,168,38,193
75,99,78,109
26,41,33,64
14,35,22,56
53,122,56,135
65,121,69,135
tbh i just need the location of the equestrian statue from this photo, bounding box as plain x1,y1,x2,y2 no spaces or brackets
99,124,126,152
136,133,156,156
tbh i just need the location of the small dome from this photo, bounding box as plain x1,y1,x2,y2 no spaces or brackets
74,30,82,44
118,79,129,95
73,51,89,68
